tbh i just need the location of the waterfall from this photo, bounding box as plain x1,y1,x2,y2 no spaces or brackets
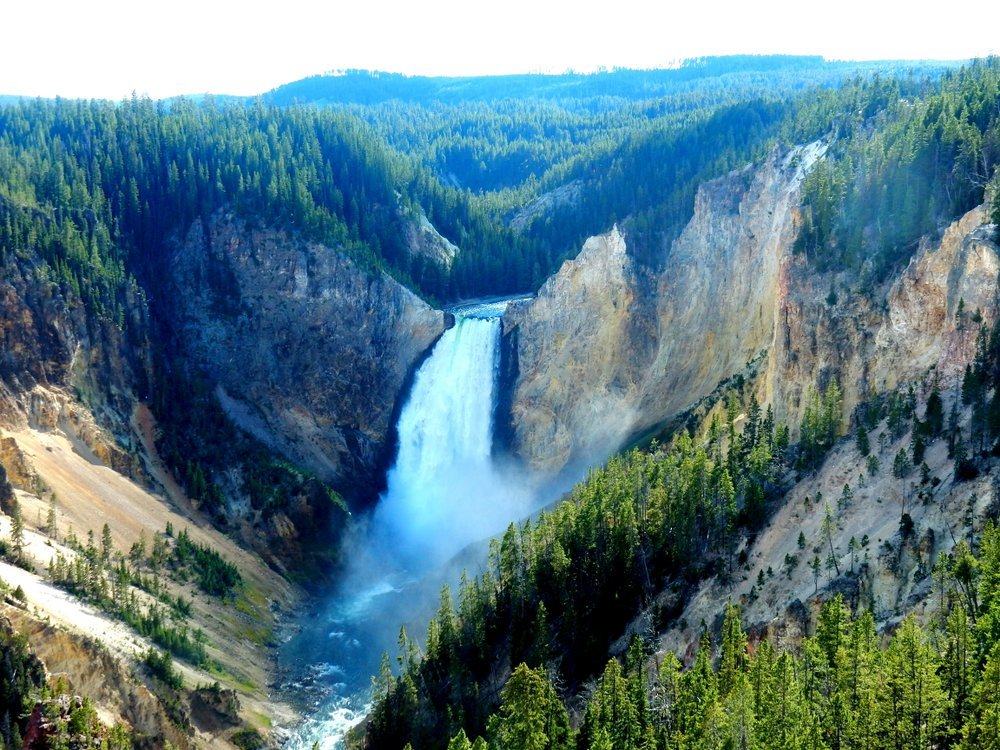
287,297,530,749
372,303,526,567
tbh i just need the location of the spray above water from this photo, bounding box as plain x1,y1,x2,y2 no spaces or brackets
287,297,532,749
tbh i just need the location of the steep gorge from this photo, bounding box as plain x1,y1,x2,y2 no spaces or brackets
2,128,999,749
499,142,1000,677
502,145,1000,484
0,203,455,746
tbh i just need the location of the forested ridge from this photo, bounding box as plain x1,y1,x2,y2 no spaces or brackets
358,54,1000,743
2,58,994,311
0,97,536,542
2,57,963,550
264,57,913,107
0,97,535,303
793,59,1000,280
271,56,1000,274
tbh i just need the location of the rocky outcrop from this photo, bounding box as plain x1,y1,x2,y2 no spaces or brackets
504,143,825,475
0,235,149,440
763,205,1000,432
169,212,447,495
659,386,996,660
509,180,584,233
502,227,654,474
4,610,190,749
0,202,151,485
401,207,459,268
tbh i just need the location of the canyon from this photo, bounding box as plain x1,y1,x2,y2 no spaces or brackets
1,132,999,748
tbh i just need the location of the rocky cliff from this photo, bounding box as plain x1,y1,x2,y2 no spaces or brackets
764,205,999,431
655,206,1000,655
168,212,447,496
503,143,826,476
0,205,151,477
504,145,1000,482
400,206,459,268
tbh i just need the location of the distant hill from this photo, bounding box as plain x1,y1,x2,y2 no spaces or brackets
262,55,962,106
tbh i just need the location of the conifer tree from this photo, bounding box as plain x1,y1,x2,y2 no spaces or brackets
101,523,113,563
942,605,975,746
856,422,871,457
9,497,24,561
960,641,1000,750
46,495,57,539
719,604,749,697
676,633,718,746
926,384,944,437
486,664,570,750
580,659,642,750
879,617,945,750
447,729,473,750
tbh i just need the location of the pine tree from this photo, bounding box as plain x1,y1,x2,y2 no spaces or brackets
838,483,853,511
676,633,718,746
845,611,880,750
756,650,808,750
912,432,926,465
878,617,944,750
580,659,642,750
9,497,24,561
46,495,58,539
816,596,849,668
719,604,749,697
486,664,570,750
810,555,822,594
720,671,758,750
892,448,911,478
926,384,944,437
651,652,681,743
942,605,975,746
447,729,473,750
961,641,1000,750
856,423,871,456
822,504,841,577
101,523,113,563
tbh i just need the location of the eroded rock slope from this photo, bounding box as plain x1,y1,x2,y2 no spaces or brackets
504,143,826,475
168,212,447,494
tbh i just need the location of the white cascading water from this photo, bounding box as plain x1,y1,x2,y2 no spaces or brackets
372,301,528,567
287,298,531,749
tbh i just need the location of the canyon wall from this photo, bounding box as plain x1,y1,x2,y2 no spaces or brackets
503,143,825,475
0,201,151,478
168,212,447,495
764,205,999,431
504,144,1000,479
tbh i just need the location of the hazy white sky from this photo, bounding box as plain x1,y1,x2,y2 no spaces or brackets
3,0,999,99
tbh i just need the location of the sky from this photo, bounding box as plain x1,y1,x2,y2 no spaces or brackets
3,0,1000,99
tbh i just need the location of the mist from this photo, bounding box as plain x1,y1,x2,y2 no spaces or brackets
284,300,543,749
